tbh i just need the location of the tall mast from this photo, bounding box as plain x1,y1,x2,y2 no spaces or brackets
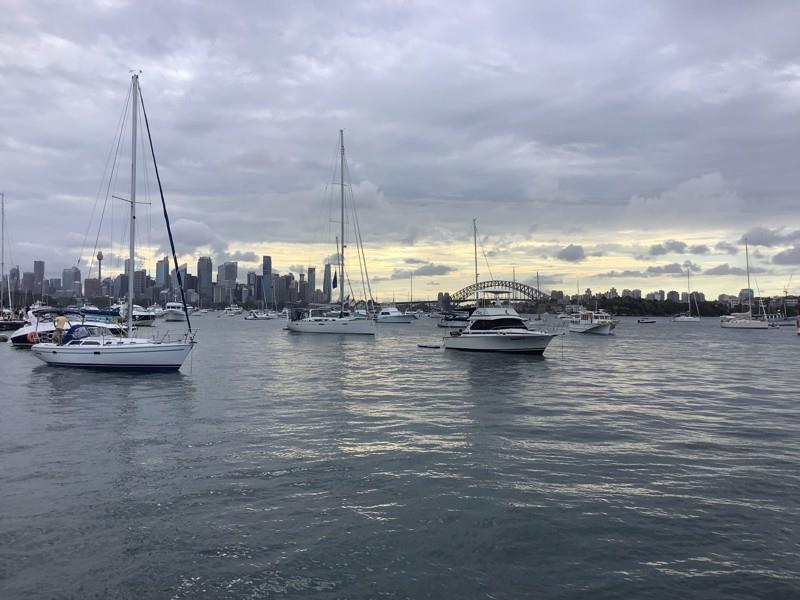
473,218,478,306
410,271,413,304
340,130,345,313
745,238,752,314
536,271,541,315
687,267,691,315
128,73,138,337
1,192,5,310
1,192,8,311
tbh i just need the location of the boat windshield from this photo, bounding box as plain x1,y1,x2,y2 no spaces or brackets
469,318,527,331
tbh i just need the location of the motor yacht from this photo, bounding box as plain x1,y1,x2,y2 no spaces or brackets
443,304,556,354
569,309,616,335
376,306,416,323
9,307,126,348
244,310,272,320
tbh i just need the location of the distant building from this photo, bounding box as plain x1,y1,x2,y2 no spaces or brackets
197,256,213,303
33,260,44,292
667,290,680,303
62,266,81,293
631,289,642,299
262,256,273,304
84,278,101,297
307,267,316,303
739,288,753,305
21,271,34,293
621,289,632,298
156,256,170,289
323,263,332,303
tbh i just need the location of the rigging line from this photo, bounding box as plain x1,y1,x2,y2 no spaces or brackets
77,85,132,268
88,94,131,280
138,107,153,274
139,85,192,334
478,235,494,280
347,167,372,305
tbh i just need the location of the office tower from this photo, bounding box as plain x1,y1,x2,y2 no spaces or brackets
323,263,332,303
156,256,170,288
262,256,273,305
62,266,81,293
33,260,44,290
197,256,212,303
307,267,316,301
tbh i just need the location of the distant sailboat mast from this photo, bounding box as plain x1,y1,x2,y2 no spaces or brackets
1,192,10,311
340,129,346,315
473,218,479,306
745,238,752,316
127,74,138,337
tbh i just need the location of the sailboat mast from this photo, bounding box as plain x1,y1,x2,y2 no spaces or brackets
410,271,413,304
473,218,478,306
340,129,345,313
687,268,691,316
745,238,752,314
1,192,7,311
127,74,138,337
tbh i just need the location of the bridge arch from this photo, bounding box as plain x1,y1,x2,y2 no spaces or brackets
450,280,546,303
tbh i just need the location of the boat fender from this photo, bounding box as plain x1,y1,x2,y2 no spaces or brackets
27,331,40,343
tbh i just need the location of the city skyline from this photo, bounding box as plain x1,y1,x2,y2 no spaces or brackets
1,3,799,299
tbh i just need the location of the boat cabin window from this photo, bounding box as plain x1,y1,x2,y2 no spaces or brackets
469,318,526,331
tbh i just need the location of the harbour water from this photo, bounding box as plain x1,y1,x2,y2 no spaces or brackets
1,316,799,598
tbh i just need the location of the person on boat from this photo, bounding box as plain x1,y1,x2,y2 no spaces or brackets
54,311,68,345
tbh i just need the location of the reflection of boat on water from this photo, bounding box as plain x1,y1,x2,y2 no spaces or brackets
569,309,616,335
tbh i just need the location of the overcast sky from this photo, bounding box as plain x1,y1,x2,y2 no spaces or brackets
1,1,799,299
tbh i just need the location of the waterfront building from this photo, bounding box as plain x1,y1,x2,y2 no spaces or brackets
307,267,316,303
33,260,44,292
156,256,170,289
62,266,81,293
667,290,680,303
84,278,101,298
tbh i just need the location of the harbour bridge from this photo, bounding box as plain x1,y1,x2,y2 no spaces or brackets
449,280,546,303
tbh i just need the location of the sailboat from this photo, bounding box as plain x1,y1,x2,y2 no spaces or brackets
287,130,375,335
672,267,700,322
720,239,768,330
1,193,25,331
31,73,196,370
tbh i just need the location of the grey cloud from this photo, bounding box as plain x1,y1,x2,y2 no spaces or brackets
404,258,427,264
413,264,457,277
2,2,800,279
772,246,800,265
688,244,709,255
705,263,768,275
714,241,739,255
740,227,800,247
645,263,689,275
556,244,586,262
649,240,687,256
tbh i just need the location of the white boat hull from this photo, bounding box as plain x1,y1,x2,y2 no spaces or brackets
437,319,470,328
377,315,416,324
569,322,613,335
30,340,194,370
444,331,556,354
163,309,186,322
287,318,376,335
672,316,700,322
720,319,769,329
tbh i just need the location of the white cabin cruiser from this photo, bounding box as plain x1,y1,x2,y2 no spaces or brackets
164,301,187,321
376,306,416,323
569,309,616,335
443,305,556,354
117,303,156,326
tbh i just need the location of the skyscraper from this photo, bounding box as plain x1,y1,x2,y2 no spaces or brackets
62,266,81,293
262,256,273,305
156,256,170,289
307,267,316,303
197,256,212,303
33,260,44,291
322,263,332,303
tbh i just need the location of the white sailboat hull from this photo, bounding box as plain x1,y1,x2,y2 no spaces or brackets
287,318,376,335
672,316,700,322
720,319,769,329
31,340,194,370
444,331,556,354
